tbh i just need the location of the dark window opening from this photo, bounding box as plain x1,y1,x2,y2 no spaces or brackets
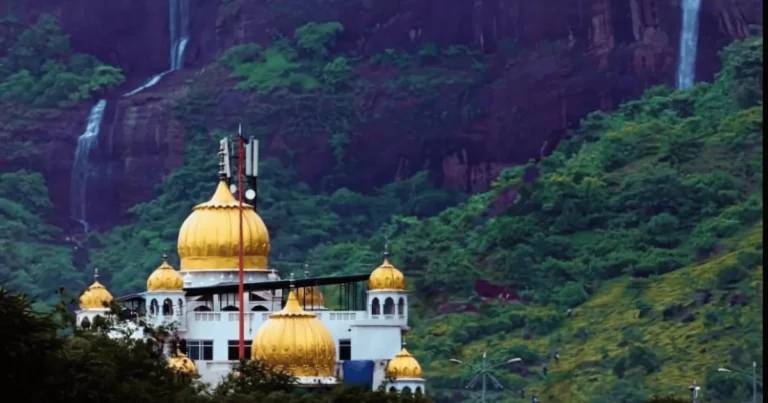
187,340,213,361
339,339,351,361
228,340,253,360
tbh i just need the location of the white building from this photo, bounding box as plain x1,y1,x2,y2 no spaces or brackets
75,160,426,393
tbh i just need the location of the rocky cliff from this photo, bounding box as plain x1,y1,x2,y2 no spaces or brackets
1,0,761,231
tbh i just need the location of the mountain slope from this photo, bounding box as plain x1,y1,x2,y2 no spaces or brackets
379,36,763,402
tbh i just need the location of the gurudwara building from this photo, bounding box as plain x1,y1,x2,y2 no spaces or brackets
74,144,426,393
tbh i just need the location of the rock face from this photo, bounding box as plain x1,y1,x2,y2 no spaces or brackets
3,0,761,230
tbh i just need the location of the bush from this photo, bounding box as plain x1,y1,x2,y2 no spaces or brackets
716,264,750,288
553,281,589,308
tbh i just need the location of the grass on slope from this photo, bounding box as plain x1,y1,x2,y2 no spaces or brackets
415,223,762,403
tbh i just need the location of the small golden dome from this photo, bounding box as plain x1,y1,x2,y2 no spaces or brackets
296,286,325,307
177,181,270,271
368,255,405,291
386,348,423,379
168,350,197,375
252,291,336,377
79,270,113,310
147,253,183,291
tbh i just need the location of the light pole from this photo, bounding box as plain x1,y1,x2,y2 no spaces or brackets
450,351,522,402
718,361,761,403
688,380,701,403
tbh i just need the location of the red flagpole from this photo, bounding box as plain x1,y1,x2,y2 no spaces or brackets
238,135,245,360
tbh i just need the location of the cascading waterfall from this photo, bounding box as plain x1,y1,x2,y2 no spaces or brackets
676,0,702,90
70,99,107,233
123,0,190,96
170,0,190,71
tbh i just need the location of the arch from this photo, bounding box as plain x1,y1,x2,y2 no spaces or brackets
398,297,405,315
415,386,423,394
402,386,412,394
389,387,397,393
222,305,238,312
177,298,184,316
383,297,395,315
194,305,212,312
371,298,381,315
162,298,174,316
149,299,159,315
251,305,269,311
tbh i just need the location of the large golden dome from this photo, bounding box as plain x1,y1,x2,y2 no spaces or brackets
168,350,197,375
368,254,405,291
79,272,113,310
147,253,183,291
177,180,270,271
385,348,423,379
252,291,336,377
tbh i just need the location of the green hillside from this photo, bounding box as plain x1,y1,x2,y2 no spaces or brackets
0,14,761,402
393,37,763,402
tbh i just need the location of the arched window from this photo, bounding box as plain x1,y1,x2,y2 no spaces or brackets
398,298,405,315
222,305,238,312
251,305,269,311
162,298,174,316
194,305,212,312
389,387,397,393
384,297,395,315
371,298,381,315
177,298,184,316
150,299,159,315
402,386,412,394
415,386,423,394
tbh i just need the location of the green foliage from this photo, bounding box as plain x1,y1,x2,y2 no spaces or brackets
0,14,124,106
553,281,589,308
0,286,433,402
294,22,344,58
718,36,763,108
0,171,81,304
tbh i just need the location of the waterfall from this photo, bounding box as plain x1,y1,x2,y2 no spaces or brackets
676,0,702,90
70,99,107,233
170,0,191,71
123,0,190,96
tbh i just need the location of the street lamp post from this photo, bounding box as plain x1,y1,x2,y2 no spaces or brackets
450,351,522,403
718,361,761,403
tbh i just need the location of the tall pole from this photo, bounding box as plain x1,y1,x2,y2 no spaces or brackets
481,351,487,403
753,361,757,403
237,127,245,360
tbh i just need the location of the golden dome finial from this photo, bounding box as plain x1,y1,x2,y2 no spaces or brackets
147,252,183,291
252,290,336,376
79,269,114,310
297,263,324,308
368,245,405,291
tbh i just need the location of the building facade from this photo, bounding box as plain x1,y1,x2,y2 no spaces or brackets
74,160,425,392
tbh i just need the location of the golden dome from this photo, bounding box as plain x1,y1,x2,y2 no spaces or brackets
79,271,113,310
168,350,197,375
385,348,423,379
177,181,270,271
368,255,405,291
252,291,336,377
297,286,325,307
147,253,183,291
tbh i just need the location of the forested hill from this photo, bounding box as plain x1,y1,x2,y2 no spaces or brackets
0,15,762,403
99,35,762,402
